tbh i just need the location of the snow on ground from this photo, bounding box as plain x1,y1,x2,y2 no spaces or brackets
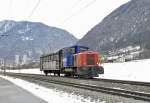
4,68,44,75
99,59,150,82
0,75,104,103
1,59,150,83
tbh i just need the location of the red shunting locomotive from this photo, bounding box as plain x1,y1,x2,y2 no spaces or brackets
74,51,104,78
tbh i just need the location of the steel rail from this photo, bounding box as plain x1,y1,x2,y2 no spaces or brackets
93,78,150,87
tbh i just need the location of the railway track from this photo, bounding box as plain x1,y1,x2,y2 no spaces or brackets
2,72,150,102
93,78,150,86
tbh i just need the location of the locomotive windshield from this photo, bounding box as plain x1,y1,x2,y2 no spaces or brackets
80,47,88,52
87,54,95,65
68,47,76,54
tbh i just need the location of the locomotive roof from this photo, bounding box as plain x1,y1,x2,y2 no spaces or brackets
41,51,59,58
75,51,99,55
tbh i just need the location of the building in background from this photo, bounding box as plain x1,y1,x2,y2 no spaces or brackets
0,58,4,67
21,54,31,65
15,55,20,66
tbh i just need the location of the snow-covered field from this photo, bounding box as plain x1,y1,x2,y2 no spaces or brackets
98,59,150,82
1,58,150,83
4,68,44,75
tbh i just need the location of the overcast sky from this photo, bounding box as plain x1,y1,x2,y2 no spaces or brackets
0,0,130,39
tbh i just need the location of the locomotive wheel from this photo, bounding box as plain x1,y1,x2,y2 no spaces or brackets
99,66,104,74
44,71,48,76
58,73,60,76
65,73,71,77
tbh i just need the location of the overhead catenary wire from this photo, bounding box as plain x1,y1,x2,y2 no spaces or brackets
69,0,84,11
8,0,13,20
25,0,41,36
55,0,83,24
27,0,41,19
61,0,96,24
24,0,41,43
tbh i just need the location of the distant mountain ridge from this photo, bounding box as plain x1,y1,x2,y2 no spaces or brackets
78,0,150,59
0,20,77,64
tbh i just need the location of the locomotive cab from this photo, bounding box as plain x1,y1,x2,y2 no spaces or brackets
74,51,104,78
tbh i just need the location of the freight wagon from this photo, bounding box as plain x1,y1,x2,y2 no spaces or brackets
40,52,60,76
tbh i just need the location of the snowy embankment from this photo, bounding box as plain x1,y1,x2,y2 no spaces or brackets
4,68,44,75
99,59,150,82
1,59,150,82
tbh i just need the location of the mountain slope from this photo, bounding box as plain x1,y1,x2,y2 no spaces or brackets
0,20,77,63
78,0,150,58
